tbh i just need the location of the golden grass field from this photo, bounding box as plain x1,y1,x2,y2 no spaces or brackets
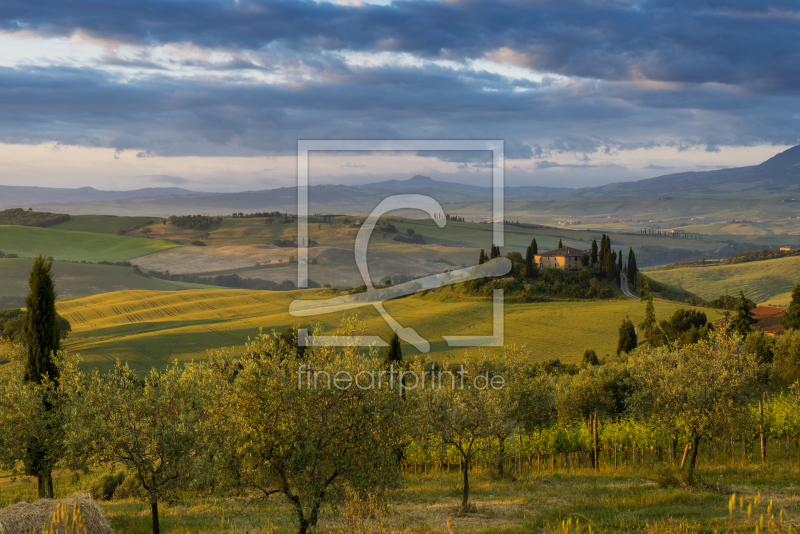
57,288,723,374
647,255,800,305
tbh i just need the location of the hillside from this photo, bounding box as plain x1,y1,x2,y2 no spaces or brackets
0,225,180,262
564,145,800,199
646,255,800,305
57,288,721,374
0,184,200,208
50,215,158,234
0,258,214,299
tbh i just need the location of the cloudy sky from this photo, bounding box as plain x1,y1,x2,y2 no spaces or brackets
0,0,798,191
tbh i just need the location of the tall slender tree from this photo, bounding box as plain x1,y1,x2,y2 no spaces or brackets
384,333,403,367
478,249,486,265
591,239,598,267
617,317,637,355
781,283,800,331
24,255,61,498
558,239,563,249
640,278,657,347
608,250,617,282
616,249,623,287
531,238,538,255
731,289,756,334
524,246,534,278
25,256,61,385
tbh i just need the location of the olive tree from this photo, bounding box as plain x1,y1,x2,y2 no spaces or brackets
627,328,763,483
774,329,800,384
200,323,412,534
65,362,203,534
480,348,554,477
416,351,537,511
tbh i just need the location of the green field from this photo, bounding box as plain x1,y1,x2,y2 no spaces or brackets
0,258,215,300
0,225,180,262
647,255,800,305
58,288,721,374
50,215,159,234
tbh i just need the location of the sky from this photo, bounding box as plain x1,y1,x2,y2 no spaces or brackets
0,0,798,191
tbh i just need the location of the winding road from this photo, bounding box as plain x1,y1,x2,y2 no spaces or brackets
620,273,641,300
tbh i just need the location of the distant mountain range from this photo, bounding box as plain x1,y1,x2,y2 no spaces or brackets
566,145,800,198
2,145,799,215
0,185,201,207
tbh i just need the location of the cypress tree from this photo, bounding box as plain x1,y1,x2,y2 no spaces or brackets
25,255,61,384
524,246,534,278
640,278,657,346
581,349,600,367
591,239,598,267
384,333,403,367
782,283,800,331
599,235,608,272
24,255,61,499
608,250,617,282
731,289,756,334
479,249,486,265
531,238,538,255
558,239,563,249
616,250,623,287
627,248,633,278
617,317,637,355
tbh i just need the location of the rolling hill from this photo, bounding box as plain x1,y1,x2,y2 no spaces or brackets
566,145,800,199
57,288,722,374
0,258,215,299
646,255,800,305
0,225,180,262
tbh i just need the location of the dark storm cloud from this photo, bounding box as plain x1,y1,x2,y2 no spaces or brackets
0,60,797,158
0,0,799,160
2,0,799,90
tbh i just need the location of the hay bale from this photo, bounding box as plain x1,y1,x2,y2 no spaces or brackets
0,492,112,534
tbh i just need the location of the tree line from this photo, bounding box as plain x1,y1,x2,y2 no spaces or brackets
0,208,70,228
166,215,223,230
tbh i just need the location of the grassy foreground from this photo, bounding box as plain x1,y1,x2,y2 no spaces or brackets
57,289,722,373
647,255,800,305
2,452,799,533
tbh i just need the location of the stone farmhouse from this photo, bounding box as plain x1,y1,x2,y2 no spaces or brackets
534,247,588,270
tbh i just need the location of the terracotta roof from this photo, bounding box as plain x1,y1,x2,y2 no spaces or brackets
756,306,787,336
752,306,787,319
537,247,587,257
714,306,788,336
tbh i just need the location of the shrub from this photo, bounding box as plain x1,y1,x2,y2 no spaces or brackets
87,472,126,501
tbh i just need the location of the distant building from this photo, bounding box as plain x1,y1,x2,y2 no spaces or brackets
716,306,788,337
754,306,788,337
780,246,796,252
534,247,587,270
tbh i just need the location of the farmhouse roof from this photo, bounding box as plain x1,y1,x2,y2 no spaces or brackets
754,306,788,336
537,247,587,257
716,305,788,336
